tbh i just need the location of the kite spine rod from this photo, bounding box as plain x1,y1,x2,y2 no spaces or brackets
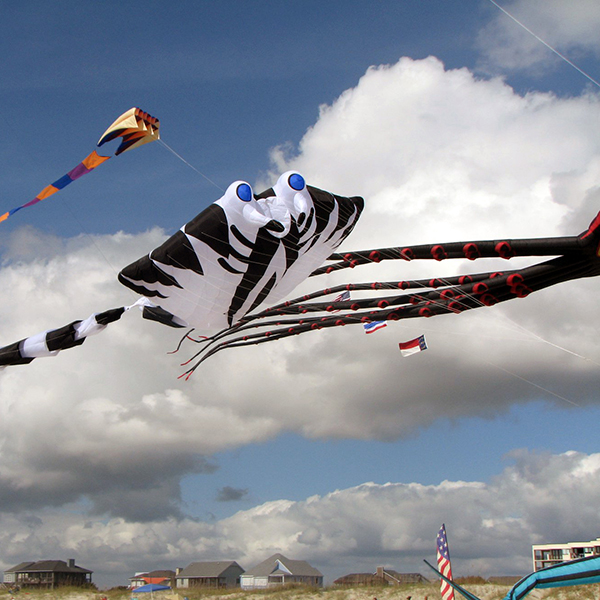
313,236,584,275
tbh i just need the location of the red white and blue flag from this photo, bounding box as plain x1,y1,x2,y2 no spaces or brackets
363,321,387,334
437,524,455,600
333,290,351,303
331,290,351,312
399,334,427,357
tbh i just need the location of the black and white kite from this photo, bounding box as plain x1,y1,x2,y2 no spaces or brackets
3,111,600,376
0,171,365,374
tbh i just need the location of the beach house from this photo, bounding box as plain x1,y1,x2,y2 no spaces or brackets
334,566,428,585
174,561,244,588
3,559,93,589
240,553,323,589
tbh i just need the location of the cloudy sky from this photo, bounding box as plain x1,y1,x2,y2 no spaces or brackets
1,0,600,589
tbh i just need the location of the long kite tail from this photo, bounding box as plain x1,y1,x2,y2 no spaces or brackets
0,107,159,224
0,297,181,368
0,307,128,367
176,251,594,377
313,209,600,277
0,151,110,224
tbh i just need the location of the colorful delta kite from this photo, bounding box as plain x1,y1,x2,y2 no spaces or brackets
0,108,159,224
424,555,600,600
3,109,600,376
97,107,160,156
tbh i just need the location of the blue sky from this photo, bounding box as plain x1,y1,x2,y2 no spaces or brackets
184,401,600,521
1,0,600,590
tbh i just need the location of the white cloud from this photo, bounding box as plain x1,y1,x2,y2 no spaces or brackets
477,0,600,75
1,450,600,586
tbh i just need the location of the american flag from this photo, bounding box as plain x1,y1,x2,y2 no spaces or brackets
437,524,455,600
333,290,351,303
330,290,351,312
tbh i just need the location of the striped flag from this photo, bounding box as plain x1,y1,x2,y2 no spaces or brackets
437,524,455,600
399,334,427,357
333,290,351,303
331,290,351,313
363,321,387,334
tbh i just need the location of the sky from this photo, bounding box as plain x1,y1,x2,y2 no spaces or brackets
1,0,600,590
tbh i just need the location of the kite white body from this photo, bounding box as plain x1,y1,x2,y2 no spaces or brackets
118,171,364,331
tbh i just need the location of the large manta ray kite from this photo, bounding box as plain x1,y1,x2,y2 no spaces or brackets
2,108,600,377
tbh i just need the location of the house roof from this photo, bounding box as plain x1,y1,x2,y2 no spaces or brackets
243,554,322,577
334,570,428,585
4,562,35,573
381,569,427,582
176,561,243,578
5,560,92,574
131,570,175,580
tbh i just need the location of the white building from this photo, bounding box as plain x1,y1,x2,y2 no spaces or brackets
240,554,323,589
532,538,600,571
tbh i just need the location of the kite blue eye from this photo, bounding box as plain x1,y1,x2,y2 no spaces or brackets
288,173,305,191
237,183,253,202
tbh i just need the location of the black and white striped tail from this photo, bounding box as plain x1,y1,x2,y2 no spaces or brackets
0,307,127,367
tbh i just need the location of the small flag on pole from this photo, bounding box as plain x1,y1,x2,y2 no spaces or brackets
399,334,427,356
363,321,387,334
437,524,455,600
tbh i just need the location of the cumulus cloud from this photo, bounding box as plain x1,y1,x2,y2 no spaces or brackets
1,450,600,586
1,56,600,584
265,56,600,425
477,0,600,75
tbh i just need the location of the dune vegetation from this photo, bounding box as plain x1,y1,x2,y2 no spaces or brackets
2,581,600,600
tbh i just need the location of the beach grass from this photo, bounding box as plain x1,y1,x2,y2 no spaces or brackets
2,581,600,600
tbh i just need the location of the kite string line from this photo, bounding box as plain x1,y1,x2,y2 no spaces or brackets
157,139,225,192
497,317,600,366
369,265,588,406
486,0,600,90
396,318,584,407
484,359,581,407
389,252,600,366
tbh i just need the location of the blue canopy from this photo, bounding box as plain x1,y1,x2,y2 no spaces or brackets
135,584,171,593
